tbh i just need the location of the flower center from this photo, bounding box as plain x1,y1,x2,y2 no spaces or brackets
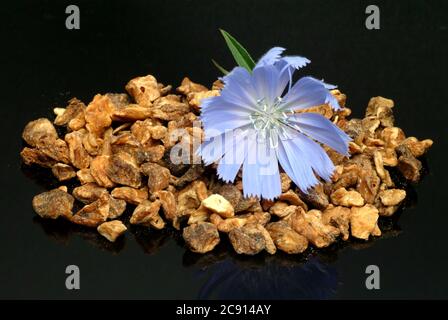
250,97,292,148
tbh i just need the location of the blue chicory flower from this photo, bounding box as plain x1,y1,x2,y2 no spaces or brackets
197,48,351,200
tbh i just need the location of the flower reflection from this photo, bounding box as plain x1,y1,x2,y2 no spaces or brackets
194,256,338,299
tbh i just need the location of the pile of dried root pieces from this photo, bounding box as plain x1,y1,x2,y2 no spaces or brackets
20,74,433,255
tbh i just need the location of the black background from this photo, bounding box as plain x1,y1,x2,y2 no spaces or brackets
0,0,447,299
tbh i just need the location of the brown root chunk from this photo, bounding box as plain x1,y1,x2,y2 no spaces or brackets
322,205,351,241
22,118,58,147
32,189,74,219
107,152,141,188
125,75,161,107
111,186,148,205
85,94,115,136
266,221,308,254
90,155,115,188
65,131,91,169
330,187,365,207
298,184,329,210
228,225,265,255
379,189,406,206
350,204,380,240
141,162,171,193
183,222,220,253
130,200,165,229
97,220,127,242
72,183,107,204
201,194,234,218
108,196,127,219
289,208,340,248
51,163,76,181
54,98,86,130
70,193,110,227
21,147,57,167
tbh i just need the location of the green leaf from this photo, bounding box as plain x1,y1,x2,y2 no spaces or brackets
211,59,229,75
219,29,256,72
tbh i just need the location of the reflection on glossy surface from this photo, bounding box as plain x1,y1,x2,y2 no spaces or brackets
34,217,126,254
195,257,338,299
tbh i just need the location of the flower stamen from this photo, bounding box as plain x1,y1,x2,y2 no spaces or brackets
250,97,295,148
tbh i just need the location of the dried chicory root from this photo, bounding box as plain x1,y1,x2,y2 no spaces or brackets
21,74,433,254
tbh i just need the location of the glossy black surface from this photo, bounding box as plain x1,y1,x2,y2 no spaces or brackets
0,0,447,299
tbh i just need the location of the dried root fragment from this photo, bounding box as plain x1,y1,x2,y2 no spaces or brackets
361,116,380,135
243,211,271,226
130,118,166,151
330,187,364,207
343,119,364,143
365,96,395,127
229,224,272,255
70,193,110,227
350,155,381,204
298,184,329,210
108,196,127,219
209,213,247,233
51,163,76,181
153,190,178,228
130,200,165,229
90,155,115,188
214,184,241,208
280,173,292,193
177,77,208,95
22,118,58,147
176,180,208,216
35,138,71,164
20,117,69,166
187,205,210,225
141,162,170,192
54,98,86,131
183,222,220,253
201,194,234,218
399,137,433,158
97,220,127,242
76,169,95,184
111,186,148,205
289,209,340,248
187,90,219,110
379,148,398,167
112,104,153,121
396,145,423,182
32,189,74,219
72,183,107,204
373,151,394,187
350,204,380,240
379,189,406,206
125,75,161,107
234,196,259,213
381,127,405,149
84,94,114,136
107,152,142,188
378,205,400,217
269,202,297,218
322,205,351,241
21,147,57,167
82,132,103,156
65,131,91,169
266,221,308,254
333,164,359,189
279,190,308,210
256,224,277,254
151,95,190,121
